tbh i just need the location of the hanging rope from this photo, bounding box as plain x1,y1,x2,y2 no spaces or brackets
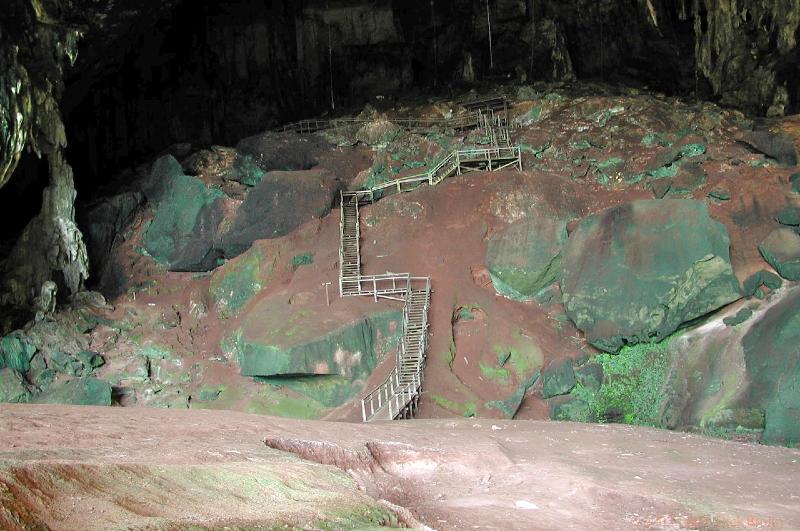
486,0,494,70
528,0,536,79
431,0,438,88
327,2,335,110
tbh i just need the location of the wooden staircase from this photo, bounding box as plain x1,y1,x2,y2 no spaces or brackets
303,107,524,422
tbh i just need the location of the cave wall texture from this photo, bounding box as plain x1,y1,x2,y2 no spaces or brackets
0,0,799,315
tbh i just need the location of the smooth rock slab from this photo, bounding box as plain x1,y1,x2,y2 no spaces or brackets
561,199,741,352
759,227,800,280
487,216,567,301
743,289,800,445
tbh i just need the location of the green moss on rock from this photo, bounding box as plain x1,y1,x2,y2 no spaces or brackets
742,290,800,446
487,216,567,301
759,228,800,280
0,368,31,403
561,199,741,352
209,247,267,318
0,332,36,373
36,377,112,406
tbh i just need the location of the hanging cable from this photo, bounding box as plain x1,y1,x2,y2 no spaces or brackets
327,1,334,110
431,0,438,88
486,0,494,70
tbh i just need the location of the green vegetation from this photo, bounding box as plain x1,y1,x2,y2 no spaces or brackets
291,252,314,268
570,338,674,425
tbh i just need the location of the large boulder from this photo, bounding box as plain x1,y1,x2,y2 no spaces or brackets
0,368,31,403
232,300,401,379
235,131,325,172
561,199,741,352
759,228,800,280
219,169,339,258
487,216,567,301
0,331,36,373
36,377,112,406
141,164,226,271
743,289,800,445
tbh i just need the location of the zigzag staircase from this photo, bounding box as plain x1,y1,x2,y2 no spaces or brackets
284,106,523,422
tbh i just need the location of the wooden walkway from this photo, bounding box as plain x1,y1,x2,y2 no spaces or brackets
294,109,522,422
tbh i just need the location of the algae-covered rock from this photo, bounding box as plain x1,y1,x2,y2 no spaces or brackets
0,332,36,373
487,216,567,301
791,172,800,194
775,206,800,226
723,308,754,327
209,246,269,318
36,377,112,406
743,270,783,297
0,368,31,403
141,165,226,271
549,394,591,422
220,169,339,259
541,358,576,398
561,199,741,352
759,227,800,280
574,362,604,391
742,290,800,445
233,301,402,379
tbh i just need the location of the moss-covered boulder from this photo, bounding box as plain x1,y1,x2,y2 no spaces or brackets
209,246,270,318
0,332,36,373
743,290,800,445
0,368,31,403
219,169,339,259
232,300,402,380
141,163,226,271
743,270,782,297
36,377,112,406
759,228,800,280
561,199,741,352
776,206,800,226
487,216,567,301
542,358,576,398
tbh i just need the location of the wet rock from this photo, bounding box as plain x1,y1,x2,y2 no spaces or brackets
219,169,339,259
759,228,800,280
742,290,800,445
775,206,800,226
743,270,783,297
36,377,113,406
541,358,576,399
0,332,37,374
49,350,84,376
486,216,567,301
0,368,31,403
561,199,741,352
738,131,798,167
141,166,226,271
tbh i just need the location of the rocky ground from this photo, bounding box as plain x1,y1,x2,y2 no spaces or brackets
2,404,799,530
1,83,799,448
